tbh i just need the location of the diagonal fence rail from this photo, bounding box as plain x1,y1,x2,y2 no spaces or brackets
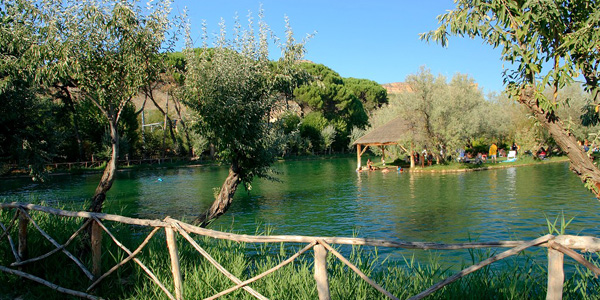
1,202,599,300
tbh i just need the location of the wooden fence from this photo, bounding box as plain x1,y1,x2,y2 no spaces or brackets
1,202,599,300
46,157,178,170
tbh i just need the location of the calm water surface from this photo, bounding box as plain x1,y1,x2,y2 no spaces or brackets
2,157,599,263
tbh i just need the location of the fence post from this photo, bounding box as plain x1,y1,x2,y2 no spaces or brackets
18,210,29,262
547,247,564,300
314,243,330,300
166,226,183,300
91,220,103,279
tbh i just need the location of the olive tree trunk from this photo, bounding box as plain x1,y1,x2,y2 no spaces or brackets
519,87,600,196
195,163,241,227
89,119,119,213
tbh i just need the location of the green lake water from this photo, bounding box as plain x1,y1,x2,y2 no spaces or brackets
2,157,600,264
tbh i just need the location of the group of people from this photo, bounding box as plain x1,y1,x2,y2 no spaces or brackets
361,158,400,173
365,158,385,170
457,142,519,164
488,142,519,163
412,149,434,168
361,141,536,172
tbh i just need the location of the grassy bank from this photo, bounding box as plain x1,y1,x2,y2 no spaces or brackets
370,155,571,173
1,206,598,299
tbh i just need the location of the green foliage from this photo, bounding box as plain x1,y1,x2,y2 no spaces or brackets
182,10,307,184
292,62,370,152
421,0,600,195
184,46,277,181
545,212,575,236
0,83,58,179
421,0,600,138
321,124,337,153
0,0,174,182
280,112,302,134
300,111,328,152
270,17,312,100
0,0,63,178
369,68,502,161
344,77,389,111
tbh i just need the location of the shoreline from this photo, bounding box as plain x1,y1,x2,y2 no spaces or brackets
0,153,357,180
2,155,571,180
375,156,571,174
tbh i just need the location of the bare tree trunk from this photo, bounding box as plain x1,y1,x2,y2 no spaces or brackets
139,97,147,158
210,144,216,160
194,163,241,227
172,96,193,157
60,86,84,161
145,89,179,156
89,120,119,213
161,96,169,158
519,87,600,196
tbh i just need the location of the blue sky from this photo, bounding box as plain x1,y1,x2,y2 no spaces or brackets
172,1,505,94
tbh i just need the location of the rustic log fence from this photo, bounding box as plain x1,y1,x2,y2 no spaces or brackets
46,157,177,170
1,202,599,300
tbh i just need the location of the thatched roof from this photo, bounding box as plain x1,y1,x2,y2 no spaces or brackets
353,117,409,146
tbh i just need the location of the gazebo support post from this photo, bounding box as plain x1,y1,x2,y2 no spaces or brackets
410,142,415,168
356,144,361,170
356,144,370,170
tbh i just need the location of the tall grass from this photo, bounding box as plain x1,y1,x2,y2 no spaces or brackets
0,207,599,299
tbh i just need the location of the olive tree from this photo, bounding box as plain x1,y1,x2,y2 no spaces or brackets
0,0,65,179
182,12,308,227
59,0,174,212
371,68,490,163
423,0,600,195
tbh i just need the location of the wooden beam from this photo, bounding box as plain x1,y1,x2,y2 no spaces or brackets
7,204,600,252
87,227,160,292
93,218,176,300
12,219,93,267
356,144,362,170
18,209,94,280
18,210,28,263
549,240,600,276
0,266,101,300
356,142,398,147
319,240,399,300
166,226,183,300
170,220,268,300
408,234,554,300
0,221,19,263
360,145,369,156
547,247,564,300
204,241,316,300
91,220,102,279
314,244,330,300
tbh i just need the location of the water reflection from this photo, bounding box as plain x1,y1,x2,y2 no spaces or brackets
1,158,599,264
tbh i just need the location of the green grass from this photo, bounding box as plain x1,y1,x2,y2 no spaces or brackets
1,206,599,300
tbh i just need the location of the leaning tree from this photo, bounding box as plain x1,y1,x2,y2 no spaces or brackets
182,12,308,227
59,0,175,212
0,0,66,179
422,0,600,196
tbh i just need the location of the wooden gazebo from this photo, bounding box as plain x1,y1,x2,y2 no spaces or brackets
352,117,409,170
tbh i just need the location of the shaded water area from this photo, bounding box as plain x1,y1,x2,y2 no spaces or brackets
2,157,600,266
